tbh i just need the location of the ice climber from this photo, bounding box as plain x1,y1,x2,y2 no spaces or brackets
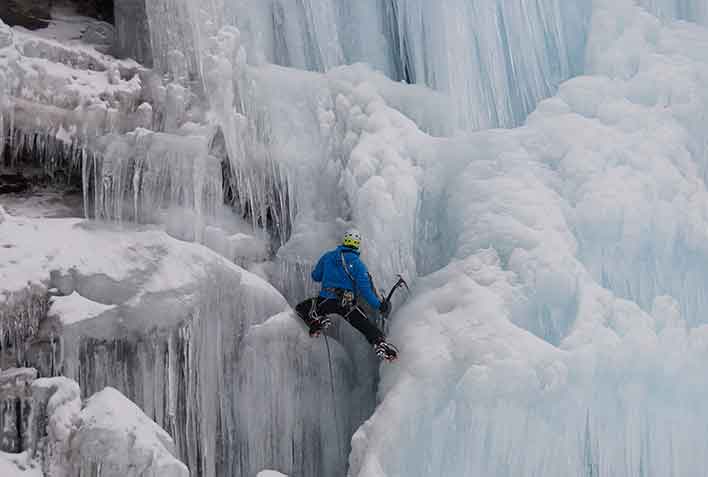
295,229,399,361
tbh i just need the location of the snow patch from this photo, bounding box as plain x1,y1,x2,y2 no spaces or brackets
49,292,116,325
257,471,289,477
0,452,41,477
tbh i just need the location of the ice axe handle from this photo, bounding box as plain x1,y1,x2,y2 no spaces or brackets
382,275,409,317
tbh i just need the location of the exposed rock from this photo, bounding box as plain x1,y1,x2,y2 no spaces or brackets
113,0,152,66
27,377,80,476
0,173,31,194
0,1,51,30
73,0,115,23
81,21,115,48
0,368,37,453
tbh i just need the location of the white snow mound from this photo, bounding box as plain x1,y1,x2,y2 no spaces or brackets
72,387,188,477
257,471,289,477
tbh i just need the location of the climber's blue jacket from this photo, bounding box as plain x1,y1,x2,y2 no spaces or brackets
311,245,381,309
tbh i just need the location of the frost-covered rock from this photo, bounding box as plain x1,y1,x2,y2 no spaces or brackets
0,19,13,49
0,369,36,453
29,378,81,477
72,387,188,477
25,377,188,477
0,1,50,30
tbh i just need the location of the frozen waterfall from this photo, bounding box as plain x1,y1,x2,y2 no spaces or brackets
149,0,592,130
3,0,708,476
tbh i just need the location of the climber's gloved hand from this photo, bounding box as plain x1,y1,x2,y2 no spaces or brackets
379,300,391,317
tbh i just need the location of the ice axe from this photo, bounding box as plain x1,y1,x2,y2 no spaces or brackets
381,274,409,320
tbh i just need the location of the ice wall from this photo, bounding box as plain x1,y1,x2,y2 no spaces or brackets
65,277,367,477
349,1,708,476
8,1,708,476
147,0,592,130
198,23,430,287
378,0,591,128
639,0,708,24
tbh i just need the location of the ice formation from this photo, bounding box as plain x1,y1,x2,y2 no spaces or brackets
0,210,369,476
1,372,187,477
3,0,708,476
24,377,188,477
225,0,591,129
348,1,708,476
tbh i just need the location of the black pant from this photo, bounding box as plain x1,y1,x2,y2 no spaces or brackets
295,296,384,345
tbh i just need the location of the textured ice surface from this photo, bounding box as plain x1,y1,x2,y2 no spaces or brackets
349,1,708,476
639,0,707,24
222,0,590,129
0,211,363,476
6,0,708,476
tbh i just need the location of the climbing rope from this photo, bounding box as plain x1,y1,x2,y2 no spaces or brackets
323,333,344,470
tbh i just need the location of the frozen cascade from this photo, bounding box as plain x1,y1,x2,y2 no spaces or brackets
148,0,592,130
63,273,361,477
5,0,708,476
196,23,427,286
87,130,222,233
639,0,708,24
350,1,708,476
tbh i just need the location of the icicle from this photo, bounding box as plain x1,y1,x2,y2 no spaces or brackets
0,285,50,366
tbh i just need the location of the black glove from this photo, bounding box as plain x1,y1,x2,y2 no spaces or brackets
379,300,391,317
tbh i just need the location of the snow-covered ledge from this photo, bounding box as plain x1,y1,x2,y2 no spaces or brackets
25,377,188,477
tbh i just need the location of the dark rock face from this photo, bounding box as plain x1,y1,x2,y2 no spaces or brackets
113,0,152,66
74,0,115,23
0,173,30,194
0,0,51,30
0,369,36,453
